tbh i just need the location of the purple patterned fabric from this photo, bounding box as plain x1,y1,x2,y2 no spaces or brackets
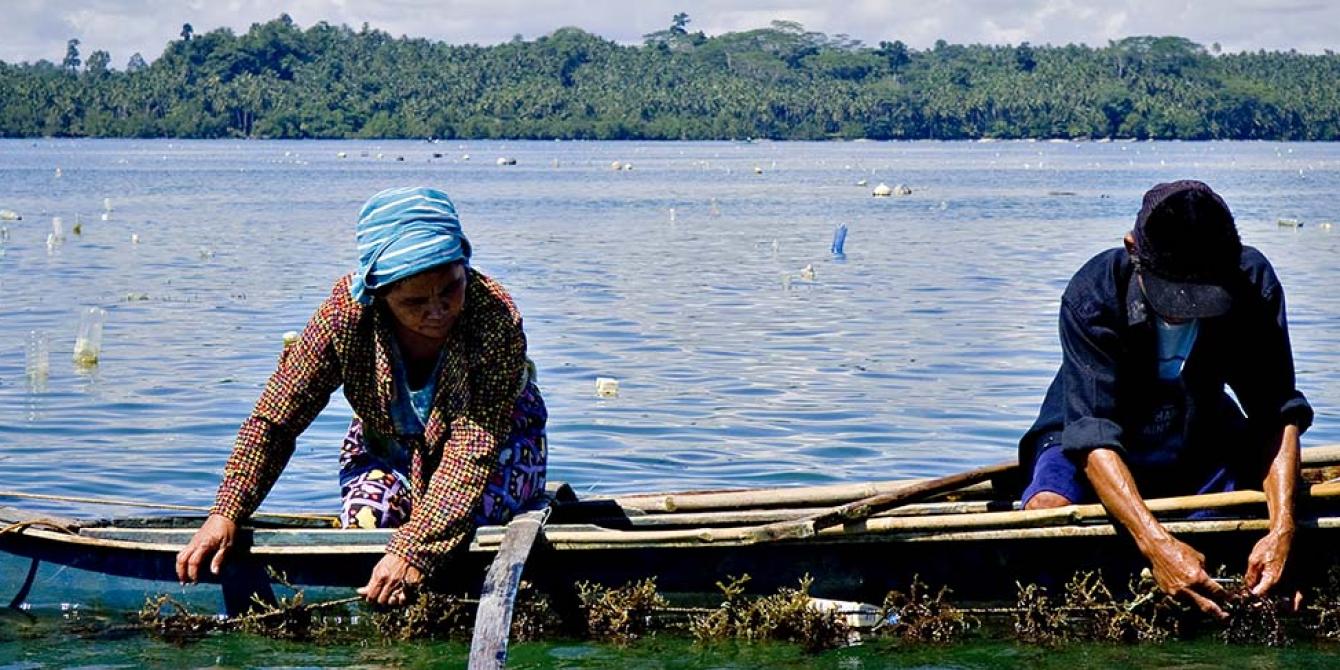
340,380,547,530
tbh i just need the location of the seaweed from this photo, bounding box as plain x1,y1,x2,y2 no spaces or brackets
689,574,850,652
1062,570,1176,643
875,576,976,643
576,577,669,644
369,587,473,641
136,594,223,643
1012,582,1071,645
1222,585,1288,647
1307,566,1340,640
510,581,562,642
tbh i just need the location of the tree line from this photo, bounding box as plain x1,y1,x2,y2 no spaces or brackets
2,14,1338,140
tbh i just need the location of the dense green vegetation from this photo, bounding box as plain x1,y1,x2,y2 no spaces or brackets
2,14,1338,140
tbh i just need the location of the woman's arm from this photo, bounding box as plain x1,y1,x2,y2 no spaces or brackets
177,290,347,583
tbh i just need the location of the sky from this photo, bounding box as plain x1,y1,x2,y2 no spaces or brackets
2,0,1337,67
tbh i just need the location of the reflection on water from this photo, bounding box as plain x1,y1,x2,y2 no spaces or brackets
0,139,1337,517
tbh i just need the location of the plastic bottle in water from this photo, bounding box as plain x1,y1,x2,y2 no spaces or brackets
26,331,50,389
73,307,107,367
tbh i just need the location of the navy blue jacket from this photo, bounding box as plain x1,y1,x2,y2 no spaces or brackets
1020,246,1312,475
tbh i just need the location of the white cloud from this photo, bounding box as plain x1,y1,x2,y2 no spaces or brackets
0,0,1336,66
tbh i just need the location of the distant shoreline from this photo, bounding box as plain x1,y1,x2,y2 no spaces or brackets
3,15,1337,142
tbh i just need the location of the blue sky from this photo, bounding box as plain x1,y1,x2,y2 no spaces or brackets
3,0,1336,66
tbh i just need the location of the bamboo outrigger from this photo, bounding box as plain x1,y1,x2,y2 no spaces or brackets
4,445,1340,613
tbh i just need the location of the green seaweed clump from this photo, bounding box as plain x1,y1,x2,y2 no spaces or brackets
576,578,669,644
876,576,976,643
1063,571,1175,643
1222,587,1288,647
1307,566,1340,640
690,574,850,652
370,588,472,641
510,581,562,642
1012,582,1071,645
137,594,223,643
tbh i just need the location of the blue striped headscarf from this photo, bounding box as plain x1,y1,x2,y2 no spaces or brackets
350,186,472,305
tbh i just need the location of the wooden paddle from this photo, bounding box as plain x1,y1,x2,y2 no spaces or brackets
467,508,550,670
741,460,1018,544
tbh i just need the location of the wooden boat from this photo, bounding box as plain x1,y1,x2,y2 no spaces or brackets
4,445,1340,612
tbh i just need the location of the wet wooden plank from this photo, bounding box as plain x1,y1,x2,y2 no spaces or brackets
468,509,549,670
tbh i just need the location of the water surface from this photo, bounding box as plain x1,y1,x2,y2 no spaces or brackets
1,139,1337,666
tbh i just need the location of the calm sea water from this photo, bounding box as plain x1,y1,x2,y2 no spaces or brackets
1,139,1338,666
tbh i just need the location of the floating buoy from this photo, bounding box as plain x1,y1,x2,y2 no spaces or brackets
753,166,763,174
669,208,676,223
611,160,623,170
0,209,20,221
623,162,633,171
873,183,893,197
799,264,816,281
1319,222,1334,231
856,179,868,187
337,151,348,158
496,157,516,166
103,197,113,211
893,184,912,196
100,212,110,221
595,377,620,398
1277,218,1303,228
131,233,140,245
54,167,62,178
198,247,215,259
461,153,471,160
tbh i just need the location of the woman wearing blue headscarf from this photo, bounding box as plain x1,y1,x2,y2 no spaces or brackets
176,187,547,606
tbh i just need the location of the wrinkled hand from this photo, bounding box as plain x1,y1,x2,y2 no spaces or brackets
1245,529,1293,597
1147,537,1227,619
357,553,423,607
175,514,237,584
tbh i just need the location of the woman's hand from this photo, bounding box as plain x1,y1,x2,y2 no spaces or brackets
175,514,237,583
358,553,424,607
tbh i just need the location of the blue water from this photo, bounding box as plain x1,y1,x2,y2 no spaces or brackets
1,139,1337,511
1,140,1338,665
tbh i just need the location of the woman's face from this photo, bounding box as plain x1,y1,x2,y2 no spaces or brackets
382,262,468,342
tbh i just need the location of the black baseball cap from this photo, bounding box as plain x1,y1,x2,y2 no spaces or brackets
1132,180,1242,320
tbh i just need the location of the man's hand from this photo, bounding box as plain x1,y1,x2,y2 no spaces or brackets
357,553,423,607
1245,528,1293,596
175,514,237,584
1147,536,1228,619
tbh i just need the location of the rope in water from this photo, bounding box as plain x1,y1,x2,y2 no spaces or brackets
0,490,336,524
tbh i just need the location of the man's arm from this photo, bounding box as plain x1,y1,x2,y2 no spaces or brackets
1085,447,1228,618
1245,424,1300,595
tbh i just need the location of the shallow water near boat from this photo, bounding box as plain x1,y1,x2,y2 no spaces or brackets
1,139,1338,665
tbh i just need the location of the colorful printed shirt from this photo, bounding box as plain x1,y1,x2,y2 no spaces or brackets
210,268,528,575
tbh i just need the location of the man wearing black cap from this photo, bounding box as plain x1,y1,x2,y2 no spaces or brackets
1018,180,1312,618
